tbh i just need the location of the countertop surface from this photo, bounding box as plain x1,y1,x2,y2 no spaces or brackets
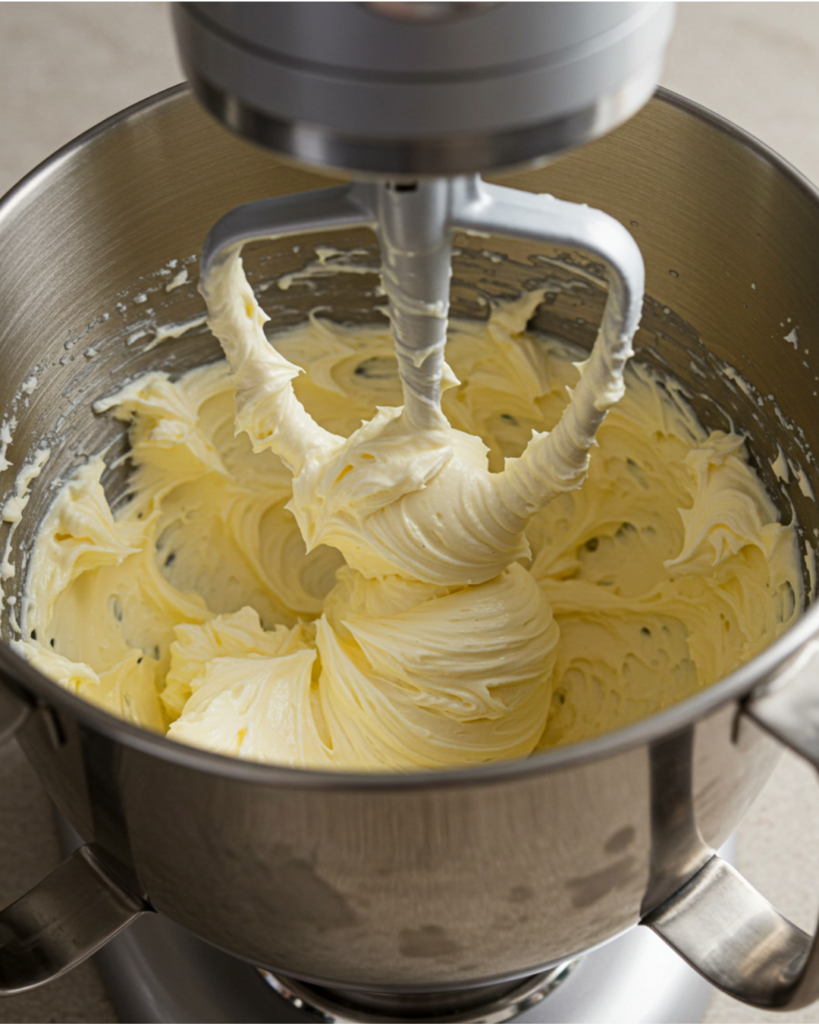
1,4,819,1023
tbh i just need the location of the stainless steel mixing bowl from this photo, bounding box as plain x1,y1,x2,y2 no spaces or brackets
2,86,819,1014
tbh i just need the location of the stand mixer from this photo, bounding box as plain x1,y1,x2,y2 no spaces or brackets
6,2,819,1021
164,3,686,1019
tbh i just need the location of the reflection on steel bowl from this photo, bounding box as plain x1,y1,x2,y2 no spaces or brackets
1,87,819,1012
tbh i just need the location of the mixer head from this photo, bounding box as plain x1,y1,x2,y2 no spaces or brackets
172,2,675,177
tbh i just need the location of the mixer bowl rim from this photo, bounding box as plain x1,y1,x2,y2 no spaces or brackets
1,82,816,790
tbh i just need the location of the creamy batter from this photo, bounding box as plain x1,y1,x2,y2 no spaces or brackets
14,264,801,769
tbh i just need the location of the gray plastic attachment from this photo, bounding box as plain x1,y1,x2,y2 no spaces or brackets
200,175,645,496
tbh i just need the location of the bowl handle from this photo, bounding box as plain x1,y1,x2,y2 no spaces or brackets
0,842,149,994
0,679,147,993
645,640,819,1010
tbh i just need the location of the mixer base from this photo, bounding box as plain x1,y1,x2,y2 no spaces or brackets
90,911,714,1023
57,814,718,1023
259,962,576,1022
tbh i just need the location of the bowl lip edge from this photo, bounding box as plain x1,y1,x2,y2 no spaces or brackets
655,85,819,206
0,83,191,221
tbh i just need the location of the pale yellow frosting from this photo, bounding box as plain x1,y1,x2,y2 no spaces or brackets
15,272,801,769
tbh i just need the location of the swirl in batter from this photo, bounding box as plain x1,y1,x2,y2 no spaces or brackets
15,268,801,768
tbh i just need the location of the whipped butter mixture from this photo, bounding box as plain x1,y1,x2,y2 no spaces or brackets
15,259,801,769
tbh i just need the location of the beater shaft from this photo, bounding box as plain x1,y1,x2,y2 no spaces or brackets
373,181,452,431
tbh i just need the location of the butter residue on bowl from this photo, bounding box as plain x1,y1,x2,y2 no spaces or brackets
14,287,801,769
